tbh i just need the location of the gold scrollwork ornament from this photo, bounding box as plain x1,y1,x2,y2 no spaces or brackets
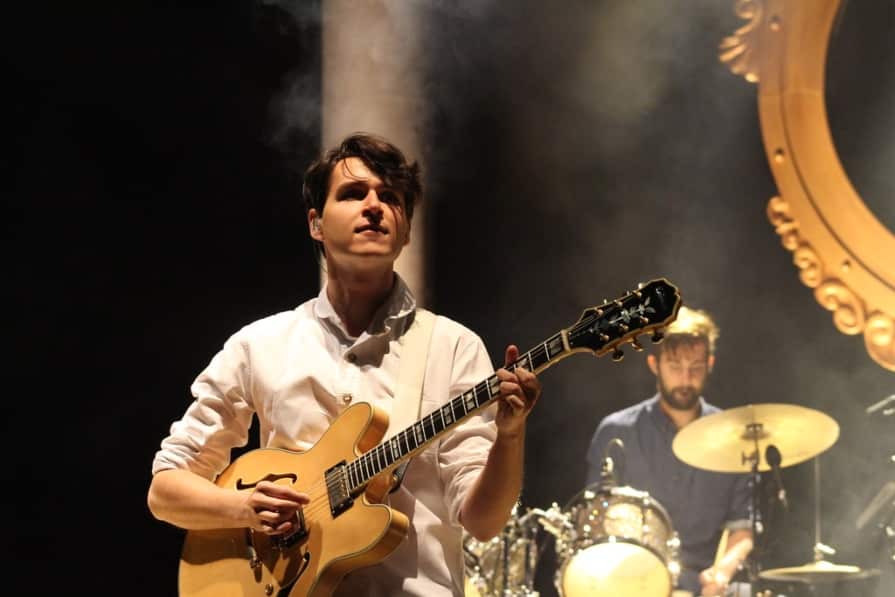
723,0,895,371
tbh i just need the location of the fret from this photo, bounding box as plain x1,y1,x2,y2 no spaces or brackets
413,422,424,446
542,340,550,361
441,404,453,426
488,376,499,399
390,437,400,461
451,396,461,421
427,412,438,436
463,390,475,413
374,447,382,471
349,463,356,488
438,405,446,429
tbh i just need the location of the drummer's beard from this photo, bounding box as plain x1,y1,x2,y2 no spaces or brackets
657,378,702,411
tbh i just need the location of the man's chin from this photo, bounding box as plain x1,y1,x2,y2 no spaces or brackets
662,391,699,411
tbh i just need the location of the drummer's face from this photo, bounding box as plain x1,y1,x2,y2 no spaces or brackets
649,341,713,411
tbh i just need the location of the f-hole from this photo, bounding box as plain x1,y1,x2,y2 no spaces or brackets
236,472,298,490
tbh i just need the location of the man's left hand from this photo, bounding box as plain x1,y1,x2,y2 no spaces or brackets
494,344,542,438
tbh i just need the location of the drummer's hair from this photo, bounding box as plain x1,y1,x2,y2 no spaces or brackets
657,306,720,357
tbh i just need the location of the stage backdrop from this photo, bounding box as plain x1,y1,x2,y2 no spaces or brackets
8,1,892,596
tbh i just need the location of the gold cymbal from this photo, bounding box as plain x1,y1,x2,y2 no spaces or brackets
671,403,839,473
759,560,880,583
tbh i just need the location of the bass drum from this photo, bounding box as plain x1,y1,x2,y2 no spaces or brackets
556,485,679,597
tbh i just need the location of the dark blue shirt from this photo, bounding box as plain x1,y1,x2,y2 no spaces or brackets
586,395,751,593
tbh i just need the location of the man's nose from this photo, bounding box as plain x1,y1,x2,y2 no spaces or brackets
362,191,384,214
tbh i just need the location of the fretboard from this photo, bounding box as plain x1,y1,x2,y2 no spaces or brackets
344,331,569,493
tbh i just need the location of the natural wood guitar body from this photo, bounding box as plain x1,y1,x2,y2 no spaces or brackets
179,402,409,597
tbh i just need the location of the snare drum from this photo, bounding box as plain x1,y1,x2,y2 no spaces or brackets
556,485,679,597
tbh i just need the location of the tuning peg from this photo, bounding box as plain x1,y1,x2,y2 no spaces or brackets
651,330,665,344
611,347,624,362
637,281,644,289
599,333,610,342
631,338,643,352
618,323,629,333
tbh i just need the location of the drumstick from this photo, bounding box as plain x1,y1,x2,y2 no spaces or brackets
713,527,730,569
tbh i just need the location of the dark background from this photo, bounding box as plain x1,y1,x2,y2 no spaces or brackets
7,1,893,595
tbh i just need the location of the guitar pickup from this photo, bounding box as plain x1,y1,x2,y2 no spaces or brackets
325,461,354,518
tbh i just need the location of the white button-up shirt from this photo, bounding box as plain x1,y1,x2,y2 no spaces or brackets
152,276,497,596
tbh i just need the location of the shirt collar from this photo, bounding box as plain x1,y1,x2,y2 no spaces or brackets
313,273,417,342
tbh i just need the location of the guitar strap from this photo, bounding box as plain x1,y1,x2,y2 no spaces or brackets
387,308,436,490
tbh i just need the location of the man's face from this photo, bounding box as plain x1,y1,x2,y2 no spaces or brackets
649,341,713,411
309,157,410,266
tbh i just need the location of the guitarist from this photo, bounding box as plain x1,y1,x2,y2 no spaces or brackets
147,132,542,596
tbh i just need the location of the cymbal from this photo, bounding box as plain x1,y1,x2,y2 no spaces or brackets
759,560,880,583
671,403,839,473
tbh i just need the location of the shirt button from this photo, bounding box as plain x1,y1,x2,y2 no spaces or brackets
341,393,353,405
346,353,357,363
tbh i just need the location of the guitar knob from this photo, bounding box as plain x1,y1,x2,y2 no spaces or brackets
611,348,624,362
651,330,664,344
631,338,643,352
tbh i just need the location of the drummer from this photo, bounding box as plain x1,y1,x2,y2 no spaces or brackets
585,306,753,596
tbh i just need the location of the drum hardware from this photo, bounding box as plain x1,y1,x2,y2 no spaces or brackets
759,456,881,584
464,505,547,597
865,393,895,417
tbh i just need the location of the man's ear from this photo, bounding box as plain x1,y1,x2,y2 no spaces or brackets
647,354,659,376
707,354,715,374
308,209,323,241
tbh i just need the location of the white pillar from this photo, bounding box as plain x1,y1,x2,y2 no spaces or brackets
321,0,428,305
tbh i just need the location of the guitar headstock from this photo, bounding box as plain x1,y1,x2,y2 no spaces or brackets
566,278,681,361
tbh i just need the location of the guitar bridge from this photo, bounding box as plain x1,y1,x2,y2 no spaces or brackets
325,461,353,518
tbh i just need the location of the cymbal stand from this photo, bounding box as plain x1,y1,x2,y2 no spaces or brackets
743,422,765,582
810,456,840,565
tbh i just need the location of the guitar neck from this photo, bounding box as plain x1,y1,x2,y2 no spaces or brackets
341,277,680,495
344,331,572,494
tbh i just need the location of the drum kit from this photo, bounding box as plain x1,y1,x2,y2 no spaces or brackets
463,403,885,596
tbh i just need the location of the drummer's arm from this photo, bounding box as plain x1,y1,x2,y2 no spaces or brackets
699,529,753,596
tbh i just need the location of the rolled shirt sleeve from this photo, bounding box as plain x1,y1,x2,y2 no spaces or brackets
435,327,498,527
151,331,255,480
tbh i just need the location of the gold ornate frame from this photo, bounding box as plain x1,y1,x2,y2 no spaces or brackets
721,0,895,371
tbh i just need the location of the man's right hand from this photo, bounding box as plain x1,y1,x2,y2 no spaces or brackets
243,480,310,535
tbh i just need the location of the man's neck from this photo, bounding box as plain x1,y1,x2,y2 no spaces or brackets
324,263,396,338
658,396,701,429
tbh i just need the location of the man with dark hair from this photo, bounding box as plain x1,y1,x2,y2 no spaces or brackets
585,306,753,597
148,132,541,596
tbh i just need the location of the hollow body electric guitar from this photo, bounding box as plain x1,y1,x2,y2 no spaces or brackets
178,278,682,597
